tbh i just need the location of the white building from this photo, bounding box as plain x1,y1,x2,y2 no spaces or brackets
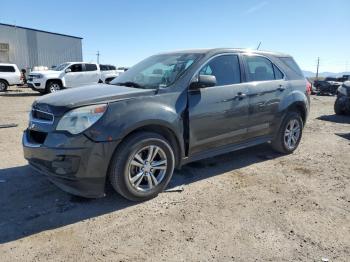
0,23,83,70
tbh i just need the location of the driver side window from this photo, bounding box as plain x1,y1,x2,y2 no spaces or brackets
199,55,241,86
69,64,83,72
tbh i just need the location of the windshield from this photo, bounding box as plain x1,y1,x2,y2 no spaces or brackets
110,53,202,89
54,63,70,71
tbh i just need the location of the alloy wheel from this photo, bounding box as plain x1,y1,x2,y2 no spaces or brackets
284,119,301,150
128,145,168,192
0,82,6,91
50,83,60,93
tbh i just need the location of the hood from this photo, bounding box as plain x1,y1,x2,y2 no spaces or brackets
30,70,61,76
33,84,155,115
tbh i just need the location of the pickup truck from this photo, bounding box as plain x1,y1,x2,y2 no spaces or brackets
28,62,120,94
0,63,23,92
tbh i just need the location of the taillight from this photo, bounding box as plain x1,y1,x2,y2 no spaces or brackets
306,81,312,95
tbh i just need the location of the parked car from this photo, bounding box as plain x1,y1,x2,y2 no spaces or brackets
334,81,350,115
314,77,343,95
99,64,120,84
27,62,119,94
0,63,23,91
23,48,310,201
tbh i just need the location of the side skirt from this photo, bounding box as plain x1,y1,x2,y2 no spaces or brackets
181,136,272,166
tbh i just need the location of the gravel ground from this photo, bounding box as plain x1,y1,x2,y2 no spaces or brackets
0,86,349,262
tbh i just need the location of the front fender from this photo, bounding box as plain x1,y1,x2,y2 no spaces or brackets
84,92,186,153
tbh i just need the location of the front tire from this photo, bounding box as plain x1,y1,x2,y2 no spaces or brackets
271,112,303,154
0,80,8,92
46,81,62,94
109,132,175,201
334,97,345,115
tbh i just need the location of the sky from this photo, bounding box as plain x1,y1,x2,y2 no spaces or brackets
1,0,349,73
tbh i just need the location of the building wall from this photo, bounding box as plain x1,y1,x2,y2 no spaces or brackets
0,24,82,70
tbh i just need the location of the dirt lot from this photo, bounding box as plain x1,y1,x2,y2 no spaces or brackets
0,86,349,261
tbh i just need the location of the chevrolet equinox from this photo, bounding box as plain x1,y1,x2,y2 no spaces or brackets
23,48,310,201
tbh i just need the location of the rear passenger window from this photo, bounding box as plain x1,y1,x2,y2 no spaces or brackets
273,65,284,79
100,65,107,71
245,56,275,81
85,64,97,71
0,66,15,72
199,55,241,86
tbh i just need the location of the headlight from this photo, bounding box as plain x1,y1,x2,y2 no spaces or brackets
32,74,43,79
56,104,107,134
338,86,347,96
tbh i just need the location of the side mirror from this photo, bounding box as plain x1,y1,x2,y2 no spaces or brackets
65,68,72,73
190,75,217,90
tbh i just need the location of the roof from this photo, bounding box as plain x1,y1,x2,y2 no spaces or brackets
0,23,83,40
158,48,291,57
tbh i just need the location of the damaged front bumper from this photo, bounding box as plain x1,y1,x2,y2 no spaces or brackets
22,130,119,198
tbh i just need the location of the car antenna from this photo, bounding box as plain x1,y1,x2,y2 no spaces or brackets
257,41,262,50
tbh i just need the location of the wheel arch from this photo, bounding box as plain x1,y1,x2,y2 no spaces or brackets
0,78,9,86
286,101,307,125
45,78,63,88
113,122,184,169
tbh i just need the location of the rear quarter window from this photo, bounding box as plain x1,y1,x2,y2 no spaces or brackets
279,57,303,77
0,66,15,72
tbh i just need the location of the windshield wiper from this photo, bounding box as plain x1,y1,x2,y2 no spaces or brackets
114,81,144,89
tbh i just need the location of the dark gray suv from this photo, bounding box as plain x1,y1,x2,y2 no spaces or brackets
23,48,310,201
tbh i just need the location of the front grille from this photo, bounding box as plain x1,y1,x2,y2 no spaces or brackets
31,104,54,123
28,130,47,144
32,109,54,122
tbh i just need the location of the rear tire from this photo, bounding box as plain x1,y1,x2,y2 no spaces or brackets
334,97,345,115
45,80,62,94
109,132,175,201
271,112,303,154
0,80,8,92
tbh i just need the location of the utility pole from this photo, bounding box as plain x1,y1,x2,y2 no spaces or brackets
316,57,320,79
96,51,100,64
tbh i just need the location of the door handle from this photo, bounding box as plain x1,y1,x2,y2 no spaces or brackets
236,92,247,99
220,92,247,103
277,85,286,91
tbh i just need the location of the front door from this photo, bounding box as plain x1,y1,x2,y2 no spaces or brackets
188,54,250,155
64,63,85,88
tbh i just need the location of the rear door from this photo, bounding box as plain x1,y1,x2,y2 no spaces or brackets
188,54,250,155
242,55,287,138
83,63,100,85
